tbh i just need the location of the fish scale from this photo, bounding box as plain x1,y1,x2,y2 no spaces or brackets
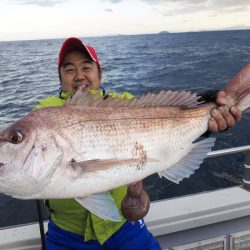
41,107,211,196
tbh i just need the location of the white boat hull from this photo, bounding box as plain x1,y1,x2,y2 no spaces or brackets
2,186,250,249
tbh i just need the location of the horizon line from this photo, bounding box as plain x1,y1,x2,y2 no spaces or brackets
0,28,249,43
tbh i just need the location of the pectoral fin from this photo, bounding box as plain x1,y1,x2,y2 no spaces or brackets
158,138,216,183
69,158,157,177
75,192,122,222
70,158,135,172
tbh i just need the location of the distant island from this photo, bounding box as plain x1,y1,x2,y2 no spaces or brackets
158,31,170,34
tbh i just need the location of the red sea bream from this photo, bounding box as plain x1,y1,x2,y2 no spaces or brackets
0,63,250,220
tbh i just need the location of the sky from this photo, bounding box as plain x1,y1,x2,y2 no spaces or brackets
1,0,250,41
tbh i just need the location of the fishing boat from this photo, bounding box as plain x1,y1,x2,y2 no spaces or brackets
1,145,250,250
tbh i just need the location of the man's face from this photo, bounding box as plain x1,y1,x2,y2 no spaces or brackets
60,50,102,94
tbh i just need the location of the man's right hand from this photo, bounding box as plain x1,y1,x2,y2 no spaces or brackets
208,91,242,132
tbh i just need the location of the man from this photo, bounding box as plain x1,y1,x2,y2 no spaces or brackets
34,37,241,249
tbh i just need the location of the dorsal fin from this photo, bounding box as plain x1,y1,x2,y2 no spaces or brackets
66,88,202,108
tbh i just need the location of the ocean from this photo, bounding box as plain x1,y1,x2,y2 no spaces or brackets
0,30,250,227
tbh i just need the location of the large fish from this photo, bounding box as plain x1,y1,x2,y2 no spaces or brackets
0,63,250,221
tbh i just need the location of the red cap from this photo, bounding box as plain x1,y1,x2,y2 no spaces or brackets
58,37,100,70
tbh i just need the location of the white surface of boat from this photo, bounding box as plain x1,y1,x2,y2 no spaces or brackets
2,186,250,249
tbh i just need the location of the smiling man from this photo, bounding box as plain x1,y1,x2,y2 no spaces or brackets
59,39,102,94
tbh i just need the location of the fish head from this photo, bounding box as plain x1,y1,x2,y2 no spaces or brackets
0,111,63,198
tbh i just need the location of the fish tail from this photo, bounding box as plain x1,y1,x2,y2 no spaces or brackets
223,62,250,111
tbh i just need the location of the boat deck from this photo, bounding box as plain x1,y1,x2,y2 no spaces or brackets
2,186,250,249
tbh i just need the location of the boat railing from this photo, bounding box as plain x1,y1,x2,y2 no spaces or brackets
207,145,250,158
207,145,250,191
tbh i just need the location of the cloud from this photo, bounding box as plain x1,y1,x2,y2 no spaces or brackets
223,24,250,30
141,0,250,14
142,0,208,4
214,0,250,7
141,0,249,5
12,0,67,6
105,8,113,12
210,0,250,12
104,0,123,3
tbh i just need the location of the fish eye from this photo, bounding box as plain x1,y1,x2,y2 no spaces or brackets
10,131,24,144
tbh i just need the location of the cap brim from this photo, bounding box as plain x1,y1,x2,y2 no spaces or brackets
59,37,96,68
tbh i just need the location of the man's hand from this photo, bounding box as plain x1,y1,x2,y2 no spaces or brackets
121,181,150,222
208,91,242,132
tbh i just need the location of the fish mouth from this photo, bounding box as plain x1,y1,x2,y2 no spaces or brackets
0,163,5,168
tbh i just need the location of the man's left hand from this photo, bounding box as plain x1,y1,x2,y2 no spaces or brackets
121,181,150,222
208,91,242,132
